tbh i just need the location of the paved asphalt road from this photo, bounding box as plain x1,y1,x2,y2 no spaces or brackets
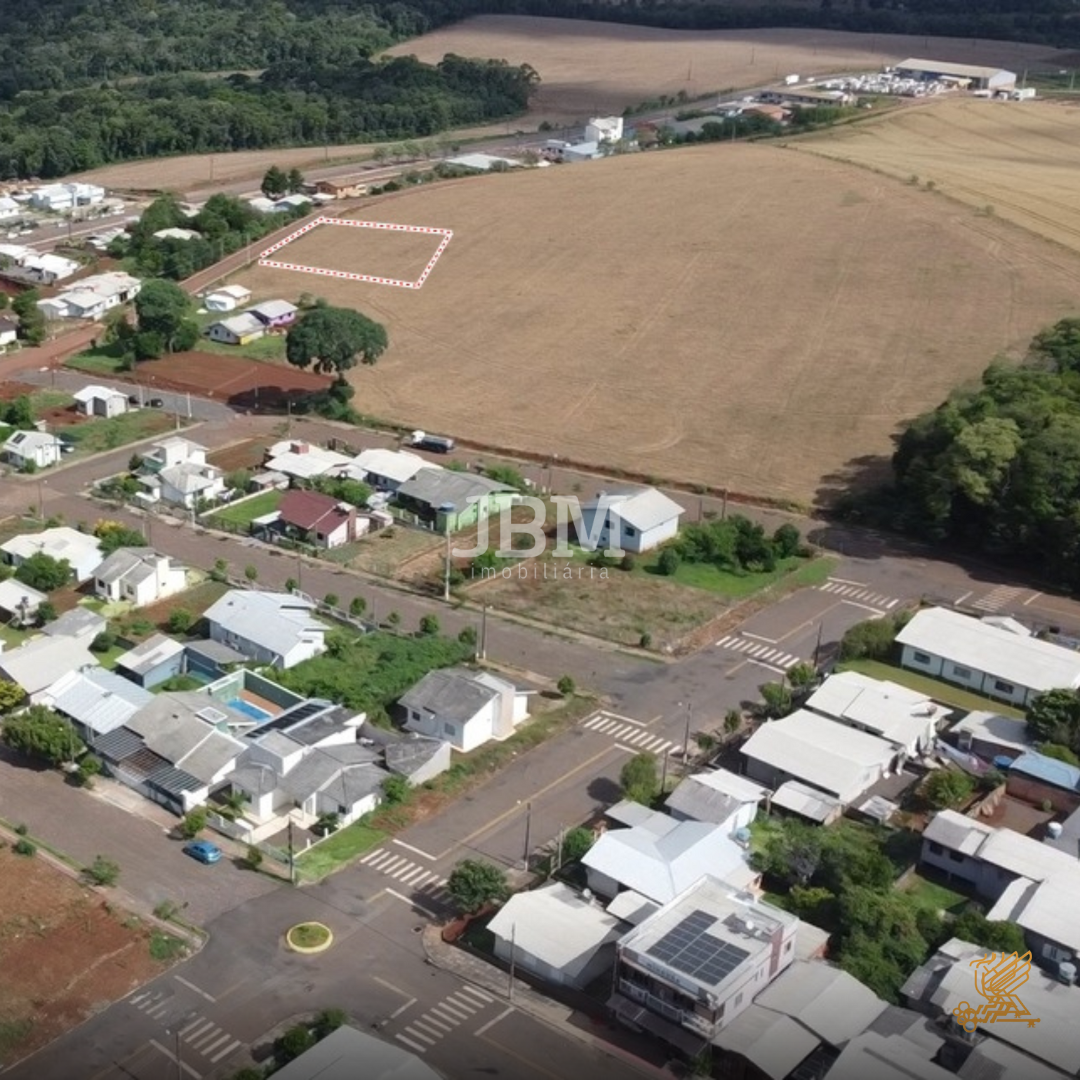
6,379,1080,1080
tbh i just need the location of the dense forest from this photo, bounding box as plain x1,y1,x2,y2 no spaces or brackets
859,319,1080,592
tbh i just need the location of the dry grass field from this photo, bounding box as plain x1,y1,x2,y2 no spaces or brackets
795,97,1080,256
272,221,446,282
387,16,1070,120
236,145,1080,504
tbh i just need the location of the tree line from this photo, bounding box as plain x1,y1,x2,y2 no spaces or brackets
0,53,539,179
849,318,1080,592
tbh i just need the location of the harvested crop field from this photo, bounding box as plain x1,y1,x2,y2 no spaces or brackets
796,97,1080,256
387,16,1070,120
0,846,166,1065
236,144,1080,504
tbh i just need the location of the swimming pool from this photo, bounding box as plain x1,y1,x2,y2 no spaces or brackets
227,697,273,722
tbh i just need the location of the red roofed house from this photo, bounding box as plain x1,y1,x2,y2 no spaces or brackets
275,489,358,549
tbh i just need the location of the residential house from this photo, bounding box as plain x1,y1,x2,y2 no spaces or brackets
957,1041,1069,1080
182,638,249,683
1,526,105,583
203,284,252,312
247,196,279,214
826,1032,955,1080
711,1004,824,1080
141,436,207,472
804,671,945,757
611,875,800,1054
902,937,1080,1075
349,447,432,493
3,430,62,470
359,723,451,786
263,1024,442,1080
42,667,154,741
400,667,530,752
445,153,522,172
586,116,624,143
1004,751,1080,813
0,196,18,219
768,782,844,825
576,486,684,554
270,488,360,549
29,182,104,210
138,437,224,507
37,271,141,320
114,634,187,689
203,590,327,669
582,811,758,905
0,315,19,346
949,710,1033,762
896,607,1080,708
920,810,1080,976
72,384,127,418
740,709,901,810
562,141,602,162
663,769,767,832
152,227,200,241
273,195,311,212
314,178,366,198
95,691,248,813
18,253,81,284
396,468,516,533
0,578,47,626
248,299,298,330
0,635,98,702
205,313,265,346
41,606,107,641
263,441,353,483
93,547,187,606
487,883,624,989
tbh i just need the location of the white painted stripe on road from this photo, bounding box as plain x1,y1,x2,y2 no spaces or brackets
378,855,409,874
475,1006,515,1038
885,598,899,609
179,1016,206,1038
391,838,436,861
361,847,387,865
183,1020,215,1042
190,1028,225,1050
429,1005,462,1026
624,730,652,746
747,643,770,657
416,1012,452,1032
410,1020,445,1040
829,577,868,587
384,887,443,918
403,1026,436,1046
149,1040,202,1078
146,1002,171,1018
437,1000,472,1020
447,994,480,1013
128,992,149,1005
391,998,417,1020
396,865,428,885
396,1034,429,1054
209,1039,242,1064
412,871,439,888
615,743,639,754
363,849,394,868
602,711,646,726
458,985,494,1004
174,975,215,1002
200,1033,233,1057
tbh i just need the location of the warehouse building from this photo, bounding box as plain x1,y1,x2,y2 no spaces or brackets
895,58,1016,91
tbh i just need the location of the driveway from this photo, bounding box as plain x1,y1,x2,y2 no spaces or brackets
0,749,279,925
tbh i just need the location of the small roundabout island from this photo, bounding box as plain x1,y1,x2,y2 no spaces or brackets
286,922,334,954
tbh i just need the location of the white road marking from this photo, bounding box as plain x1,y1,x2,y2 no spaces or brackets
391,838,437,861
458,985,494,1004
475,1006,515,1037
384,887,444,918
391,999,417,1019
183,1020,215,1042
396,1033,429,1053
740,631,779,644
416,1012,452,1032
200,1033,233,1057
174,976,215,1002
208,1039,242,1064
429,1005,462,1026
410,1020,445,1039
149,1040,202,1078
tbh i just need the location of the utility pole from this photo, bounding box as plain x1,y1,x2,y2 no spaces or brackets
508,923,517,1001
480,604,488,659
682,700,693,765
36,480,43,518
296,554,303,593
555,826,564,874
287,819,296,884
186,392,192,420
443,519,451,602
812,622,823,670
660,748,669,792
522,802,532,870
174,1028,182,1080
286,397,293,436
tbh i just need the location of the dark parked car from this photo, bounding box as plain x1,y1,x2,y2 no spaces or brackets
148,397,164,408
183,840,222,865
127,395,139,406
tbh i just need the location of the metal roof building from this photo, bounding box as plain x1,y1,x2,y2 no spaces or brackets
895,59,1016,90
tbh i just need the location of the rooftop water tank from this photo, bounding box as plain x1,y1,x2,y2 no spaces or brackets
1058,961,1077,985
992,755,1013,770
1047,821,1064,839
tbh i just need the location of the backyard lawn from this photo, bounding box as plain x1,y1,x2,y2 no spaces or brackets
901,872,969,914
64,346,125,378
62,410,176,456
208,490,282,529
838,659,1025,718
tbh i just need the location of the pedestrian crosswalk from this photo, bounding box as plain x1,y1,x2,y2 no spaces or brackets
360,847,452,907
128,990,242,1066
971,585,1025,613
582,712,676,755
715,635,803,672
395,985,494,1054
817,579,900,611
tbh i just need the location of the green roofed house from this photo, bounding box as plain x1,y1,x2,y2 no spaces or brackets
395,467,516,532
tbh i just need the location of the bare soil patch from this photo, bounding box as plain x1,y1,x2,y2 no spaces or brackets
273,221,446,283
236,144,1080,504
207,438,274,473
0,846,167,1066
796,96,1080,256
344,526,442,580
387,16,1070,121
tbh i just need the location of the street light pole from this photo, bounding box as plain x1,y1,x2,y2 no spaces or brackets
682,700,693,764
522,801,532,869
443,519,451,601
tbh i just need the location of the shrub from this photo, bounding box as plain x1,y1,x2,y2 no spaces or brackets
167,608,194,634
419,614,439,636
349,596,367,617
14,837,35,856
621,553,636,572
86,855,120,885
323,593,339,608
556,674,575,696
274,1025,315,1066
36,600,57,624
656,548,680,576
77,754,102,787
179,807,207,839
244,845,263,870
90,630,116,653
386,611,401,628
382,775,410,805
840,615,904,661
243,565,258,582
154,899,179,921
285,577,298,592
639,631,652,649
458,625,477,647
923,769,975,810
14,823,28,836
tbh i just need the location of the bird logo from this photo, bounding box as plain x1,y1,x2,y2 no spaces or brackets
952,951,1041,1032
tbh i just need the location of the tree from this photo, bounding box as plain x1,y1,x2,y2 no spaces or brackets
839,615,903,662
168,608,194,634
323,593,339,609
36,600,57,624
0,679,24,713
952,911,1026,955
381,775,410,806
620,752,659,805
94,521,147,554
418,614,439,636
1026,688,1080,751
556,674,576,696
561,826,595,865
759,681,792,719
134,279,193,353
85,855,120,886
1039,742,1080,765
15,552,70,591
179,807,207,839
262,165,289,198
752,819,823,888
787,661,816,689
349,596,367,617
1,706,83,765
286,306,388,378
12,288,46,344
773,522,802,557
286,167,305,193
90,630,116,652
447,859,510,913
723,708,741,736
244,565,258,582
274,1024,315,1065
656,547,680,576
923,768,976,810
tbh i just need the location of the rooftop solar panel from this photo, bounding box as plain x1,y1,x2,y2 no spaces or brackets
646,908,750,986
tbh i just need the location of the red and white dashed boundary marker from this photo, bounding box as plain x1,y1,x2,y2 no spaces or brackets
257,216,453,290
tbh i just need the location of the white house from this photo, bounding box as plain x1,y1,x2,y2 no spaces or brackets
582,811,758,905
0,635,98,702
203,284,252,312
804,671,945,756
0,315,18,346
152,227,200,241
72,384,127,419
664,768,767,832
1,526,105,583
348,447,432,492
205,313,265,346
586,116,624,143
142,436,207,471
155,462,226,508
3,430,62,470
203,590,327,669
43,666,154,739
400,667,530,752
93,547,187,606
0,196,18,220
896,607,1080,708
740,709,900,808
562,141,603,162
29,182,105,211
577,486,684,554
20,252,81,284
0,578,47,626
612,875,800,1045
487,882,624,989
38,271,141,320
264,440,353,483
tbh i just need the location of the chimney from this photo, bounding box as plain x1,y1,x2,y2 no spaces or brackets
292,442,307,454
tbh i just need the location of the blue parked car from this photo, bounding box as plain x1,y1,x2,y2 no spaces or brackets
183,840,222,865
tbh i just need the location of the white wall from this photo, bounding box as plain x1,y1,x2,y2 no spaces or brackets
633,516,680,554
900,644,1031,707
280,633,326,670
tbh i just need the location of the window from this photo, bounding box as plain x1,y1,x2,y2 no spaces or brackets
443,722,455,736
929,842,944,855
948,851,964,863
912,651,932,664
625,526,636,537
993,680,1014,695
734,993,743,1007
784,941,792,953
952,665,972,680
